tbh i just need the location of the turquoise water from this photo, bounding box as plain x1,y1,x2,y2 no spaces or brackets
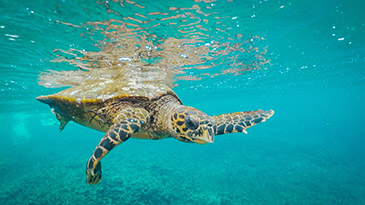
1,0,364,204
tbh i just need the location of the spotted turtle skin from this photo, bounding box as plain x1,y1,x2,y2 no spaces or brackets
37,83,274,184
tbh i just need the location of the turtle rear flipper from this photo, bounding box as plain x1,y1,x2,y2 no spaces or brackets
212,110,274,135
53,110,69,131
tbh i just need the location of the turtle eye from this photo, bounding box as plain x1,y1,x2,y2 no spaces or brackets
185,115,199,130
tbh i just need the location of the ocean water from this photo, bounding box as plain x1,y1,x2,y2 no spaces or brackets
0,0,364,204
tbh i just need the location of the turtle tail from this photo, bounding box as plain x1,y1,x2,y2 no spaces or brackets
212,110,274,135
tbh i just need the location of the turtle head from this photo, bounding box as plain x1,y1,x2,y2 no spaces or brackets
170,106,215,144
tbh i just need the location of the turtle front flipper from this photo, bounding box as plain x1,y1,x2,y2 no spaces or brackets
212,110,274,135
86,108,148,184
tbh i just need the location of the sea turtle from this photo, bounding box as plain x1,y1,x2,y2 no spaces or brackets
37,82,274,184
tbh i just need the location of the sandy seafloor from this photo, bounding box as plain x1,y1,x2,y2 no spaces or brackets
0,0,364,204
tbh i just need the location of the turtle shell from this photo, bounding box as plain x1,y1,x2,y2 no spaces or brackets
38,80,178,101
37,82,180,132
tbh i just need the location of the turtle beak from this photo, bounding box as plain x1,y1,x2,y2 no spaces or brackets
193,128,214,144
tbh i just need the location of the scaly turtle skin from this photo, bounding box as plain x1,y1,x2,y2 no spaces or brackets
37,83,274,184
